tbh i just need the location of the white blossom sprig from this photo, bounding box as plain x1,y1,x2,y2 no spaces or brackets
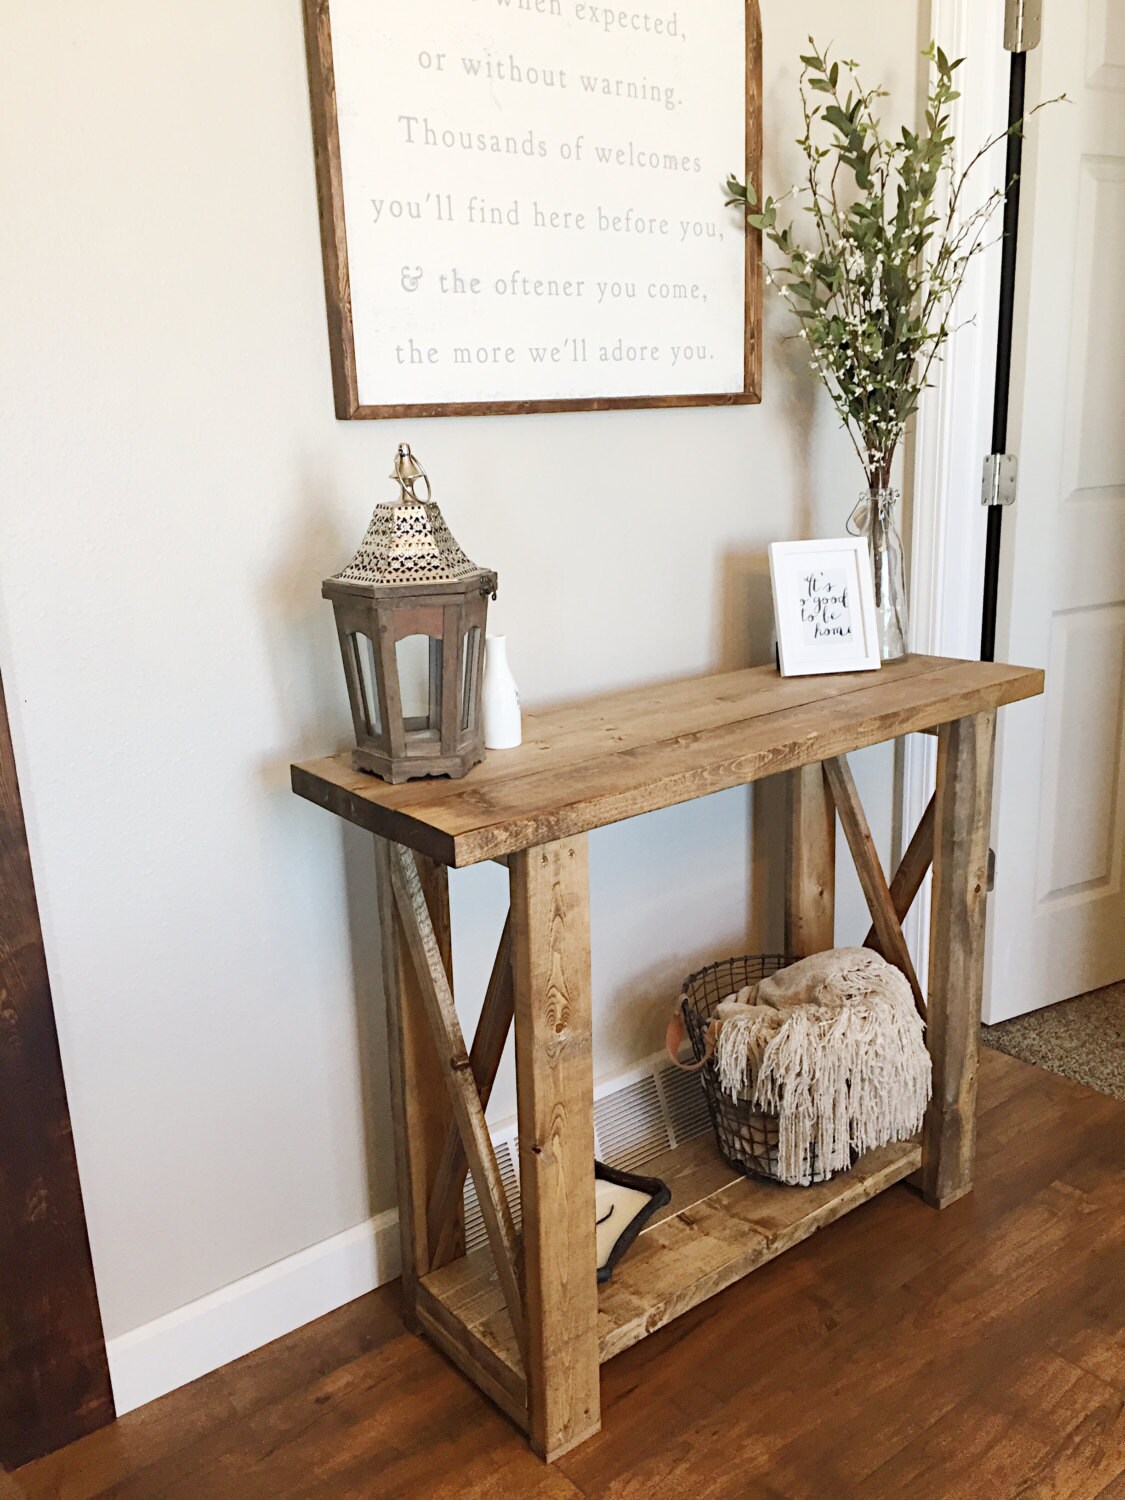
727,41,1061,490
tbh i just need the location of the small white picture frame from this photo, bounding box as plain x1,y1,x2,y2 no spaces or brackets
768,538,881,677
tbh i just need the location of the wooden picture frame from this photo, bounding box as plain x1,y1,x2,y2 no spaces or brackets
768,538,882,677
302,0,762,420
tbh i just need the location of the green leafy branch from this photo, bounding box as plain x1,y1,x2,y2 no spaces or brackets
727,41,1061,489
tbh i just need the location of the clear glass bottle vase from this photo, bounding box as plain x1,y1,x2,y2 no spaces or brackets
853,486,909,662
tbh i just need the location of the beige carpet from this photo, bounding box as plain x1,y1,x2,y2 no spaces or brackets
981,979,1125,1101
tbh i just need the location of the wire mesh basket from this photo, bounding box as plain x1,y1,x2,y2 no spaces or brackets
680,953,843,1185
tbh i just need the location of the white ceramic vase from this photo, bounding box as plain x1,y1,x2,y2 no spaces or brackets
482,634,521,750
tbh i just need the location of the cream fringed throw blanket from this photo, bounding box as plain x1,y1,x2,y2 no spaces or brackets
712,948,931,1185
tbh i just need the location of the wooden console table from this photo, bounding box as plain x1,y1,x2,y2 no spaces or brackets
292,653,1042,1461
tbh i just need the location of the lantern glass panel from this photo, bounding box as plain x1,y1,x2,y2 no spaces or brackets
461,626,482,732
347,631,382,738
396,633,438,730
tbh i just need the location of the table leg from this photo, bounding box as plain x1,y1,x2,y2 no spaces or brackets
785,763,836,957
374,839,462,1330
510,835,600,1462
922,711,996,1207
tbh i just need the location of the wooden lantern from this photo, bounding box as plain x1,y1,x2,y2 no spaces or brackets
324,445,497,784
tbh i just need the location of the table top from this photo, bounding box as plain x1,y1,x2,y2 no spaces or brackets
291,654,1043,867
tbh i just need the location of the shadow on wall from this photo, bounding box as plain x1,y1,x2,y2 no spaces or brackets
260,477,356,785
340,821,394,1218
259,478,396,1220
716,547,791,960
714,548,775,675
710,248,841,965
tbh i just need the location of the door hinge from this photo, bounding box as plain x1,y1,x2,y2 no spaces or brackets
987,847,996,893
982,453,1017,507
1004,0,1042,52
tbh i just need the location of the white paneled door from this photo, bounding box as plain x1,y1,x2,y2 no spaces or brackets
986,0,1125,1021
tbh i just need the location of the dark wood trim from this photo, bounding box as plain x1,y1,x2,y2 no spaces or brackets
303,0,359,419
302,0,763,420
743,0,763,401
0,669,114,1469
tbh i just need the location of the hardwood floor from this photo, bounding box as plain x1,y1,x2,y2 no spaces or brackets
10,1048,1124,1499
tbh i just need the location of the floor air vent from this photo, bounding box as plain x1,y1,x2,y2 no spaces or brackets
656,1060,713,1147
594,1073,670,1172
462,1137,521,1255
460,1056,710,1251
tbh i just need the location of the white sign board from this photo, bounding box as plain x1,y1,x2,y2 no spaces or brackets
306,0,760,417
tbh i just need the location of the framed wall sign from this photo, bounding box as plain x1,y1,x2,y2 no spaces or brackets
768,539,881,677
303,0,761,419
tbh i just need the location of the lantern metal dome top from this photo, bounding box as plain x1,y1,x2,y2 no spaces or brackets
332,443,488,589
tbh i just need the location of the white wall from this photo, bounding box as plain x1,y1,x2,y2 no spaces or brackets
0,0,925,1385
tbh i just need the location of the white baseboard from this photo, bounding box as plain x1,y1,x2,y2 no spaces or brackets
106,1207,402,1416
105,1047,700,1416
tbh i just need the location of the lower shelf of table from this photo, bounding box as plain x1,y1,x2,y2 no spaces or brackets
420,1132,922,1385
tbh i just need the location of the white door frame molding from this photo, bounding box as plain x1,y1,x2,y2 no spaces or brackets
903,0,1011,995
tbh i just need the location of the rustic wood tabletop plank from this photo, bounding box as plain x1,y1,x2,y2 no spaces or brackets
293,656,1043,866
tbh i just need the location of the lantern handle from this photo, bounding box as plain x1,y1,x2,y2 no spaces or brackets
392,442,432,504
